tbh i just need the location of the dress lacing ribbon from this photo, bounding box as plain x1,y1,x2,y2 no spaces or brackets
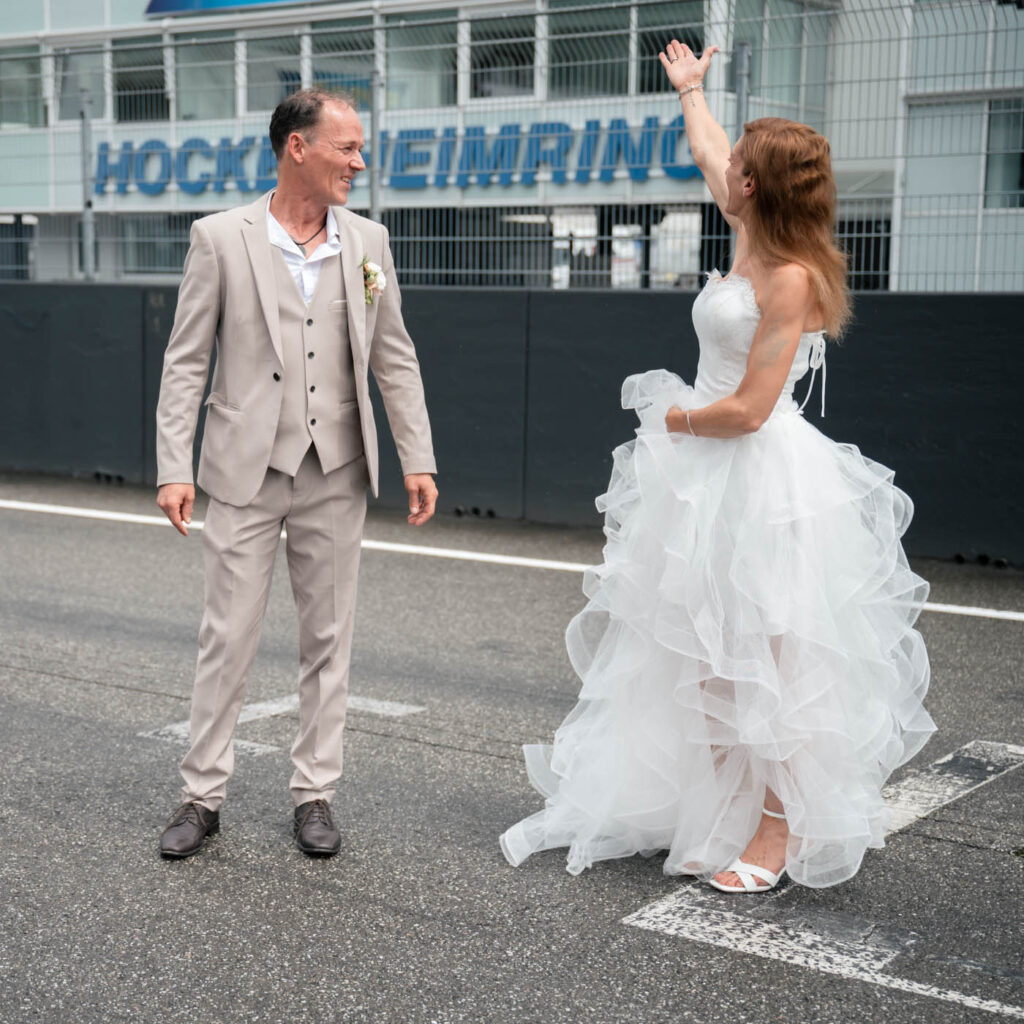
797,334,827,417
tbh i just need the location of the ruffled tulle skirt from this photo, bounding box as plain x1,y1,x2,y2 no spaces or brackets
500,370,934,888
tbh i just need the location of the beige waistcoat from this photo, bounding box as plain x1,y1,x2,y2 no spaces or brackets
268,248,363,477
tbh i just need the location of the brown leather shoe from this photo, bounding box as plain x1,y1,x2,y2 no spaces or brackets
160,802,220,859
293,799,341,856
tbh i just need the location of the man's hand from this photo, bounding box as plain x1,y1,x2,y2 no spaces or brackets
157,483,195,536
404,474,437,527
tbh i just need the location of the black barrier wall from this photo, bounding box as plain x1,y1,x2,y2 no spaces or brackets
1,283,1020,562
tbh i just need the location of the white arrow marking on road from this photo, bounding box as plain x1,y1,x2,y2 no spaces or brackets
623,740,1024,1019
139,692,426,753
2,498,1023,623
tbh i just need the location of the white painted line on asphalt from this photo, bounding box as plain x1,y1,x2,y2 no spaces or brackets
0,498,178,528
360,537,593,573
882,739,1024,833
3,498,1023,623
139,691,426,753
623,740,1024,1019
623,891,1024,1019
921,601,1024,623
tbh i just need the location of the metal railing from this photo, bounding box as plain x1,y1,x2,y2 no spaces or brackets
0,0,1021,292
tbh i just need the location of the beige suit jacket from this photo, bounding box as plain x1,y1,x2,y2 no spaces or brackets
156,192,436,506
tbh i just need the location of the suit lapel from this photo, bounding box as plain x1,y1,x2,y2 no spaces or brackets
337,208,368,360
241,192,283,367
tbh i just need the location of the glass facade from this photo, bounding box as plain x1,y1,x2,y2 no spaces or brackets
0,48,44,128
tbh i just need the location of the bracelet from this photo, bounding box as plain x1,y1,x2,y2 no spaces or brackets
686,410,698,436
679,83,704,98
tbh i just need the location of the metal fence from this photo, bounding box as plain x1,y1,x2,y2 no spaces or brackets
0,0,1021,292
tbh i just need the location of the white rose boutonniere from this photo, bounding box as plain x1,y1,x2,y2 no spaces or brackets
361,254,387,306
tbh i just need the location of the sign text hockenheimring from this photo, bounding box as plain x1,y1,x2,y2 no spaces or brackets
93,117,701,196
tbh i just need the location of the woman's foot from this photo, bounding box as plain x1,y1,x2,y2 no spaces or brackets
712,808,789,891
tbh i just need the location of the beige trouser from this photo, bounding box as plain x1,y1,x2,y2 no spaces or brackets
179,448,367,811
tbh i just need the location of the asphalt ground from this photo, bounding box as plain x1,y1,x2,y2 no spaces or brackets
0,471,1021,1024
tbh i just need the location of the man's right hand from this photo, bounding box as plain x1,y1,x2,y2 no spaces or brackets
157,483,196,536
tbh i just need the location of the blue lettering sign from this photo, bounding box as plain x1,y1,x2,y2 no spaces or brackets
434,127,457,188
574,120,602,185
133,141,172,196
214,136,255,193
600,117,660,183
455,125,521,188
175,138,215,195
93,118,699,197
94,141,133,196
391,128,435,190
521,123,572,187
660,115,701,181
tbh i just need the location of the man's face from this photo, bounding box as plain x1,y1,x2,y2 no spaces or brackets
294,102,366,207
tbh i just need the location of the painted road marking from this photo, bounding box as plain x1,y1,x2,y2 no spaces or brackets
139,692,426,753
883,739,1024,833
2,498,1023,624
623,741,1024,1019
623,888,1024,1019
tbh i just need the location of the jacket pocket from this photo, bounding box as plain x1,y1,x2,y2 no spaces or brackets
205,392,241,413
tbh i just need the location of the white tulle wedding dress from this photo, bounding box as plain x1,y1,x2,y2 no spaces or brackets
500,270,935,889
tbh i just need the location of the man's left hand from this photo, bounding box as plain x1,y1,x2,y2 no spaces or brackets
404,474,438,526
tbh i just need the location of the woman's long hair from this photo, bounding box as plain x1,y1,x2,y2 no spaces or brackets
740,118,851,338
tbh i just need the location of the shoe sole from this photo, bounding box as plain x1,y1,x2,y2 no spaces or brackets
159,821,220,859
294,837,341,857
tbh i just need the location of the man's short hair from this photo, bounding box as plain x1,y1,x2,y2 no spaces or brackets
269,88,356,160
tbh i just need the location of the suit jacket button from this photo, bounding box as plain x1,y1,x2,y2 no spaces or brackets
273,372,281,381
310,418,317,426
306,318,314,326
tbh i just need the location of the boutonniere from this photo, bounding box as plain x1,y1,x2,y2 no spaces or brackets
360,254,387,306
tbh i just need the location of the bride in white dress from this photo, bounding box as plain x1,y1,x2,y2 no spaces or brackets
500,41,935,891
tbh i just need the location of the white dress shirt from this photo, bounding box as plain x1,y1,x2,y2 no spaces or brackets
266,192,342,305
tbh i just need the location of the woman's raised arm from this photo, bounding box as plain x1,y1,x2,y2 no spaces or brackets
658,41,739,232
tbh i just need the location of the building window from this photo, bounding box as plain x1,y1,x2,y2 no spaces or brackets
0,215,33,280
637,2,703,95
311,19,375,110
838,217,891,292
985,97,1024,209
121,213,200,274
56,48,105,121
470,15,535,100
247,33,301,113
728,0,764,96
386,11,457,110
114,38,169,122
176,33,235,121
0,47,44,128
549,0,630,100
764,0,803,106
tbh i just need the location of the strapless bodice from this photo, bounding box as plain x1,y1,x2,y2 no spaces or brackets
691,270,825,415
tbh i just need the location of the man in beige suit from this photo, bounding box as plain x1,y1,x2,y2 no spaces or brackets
155,89,437,859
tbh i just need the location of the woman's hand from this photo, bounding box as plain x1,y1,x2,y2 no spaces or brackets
658,40,719,93
665,406,688,433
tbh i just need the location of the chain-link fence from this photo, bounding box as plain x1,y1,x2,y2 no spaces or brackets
0,0,1021,291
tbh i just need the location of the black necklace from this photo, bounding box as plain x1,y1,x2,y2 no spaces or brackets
289,217,327,248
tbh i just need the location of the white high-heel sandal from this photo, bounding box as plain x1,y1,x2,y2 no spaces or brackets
708,807,788,894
